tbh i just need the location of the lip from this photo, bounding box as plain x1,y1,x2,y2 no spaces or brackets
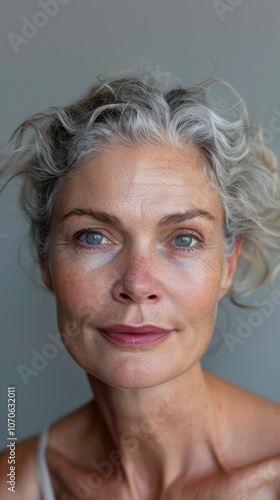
97,324,173,348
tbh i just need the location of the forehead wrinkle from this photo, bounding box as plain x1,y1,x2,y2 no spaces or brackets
54,143,223,230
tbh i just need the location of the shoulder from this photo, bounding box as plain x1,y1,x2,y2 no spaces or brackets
206,371,280,466
0,400,95,499
0,434,41,500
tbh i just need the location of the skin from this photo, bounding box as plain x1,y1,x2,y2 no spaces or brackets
1,142,280,499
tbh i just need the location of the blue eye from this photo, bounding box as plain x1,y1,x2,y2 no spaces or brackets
171,233,203,253
84,232,103,245
76,229,109,249
174,235,193,247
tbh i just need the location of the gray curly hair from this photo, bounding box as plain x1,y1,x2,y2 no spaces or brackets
1,64,280,308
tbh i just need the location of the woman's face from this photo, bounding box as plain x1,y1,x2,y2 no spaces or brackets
41,142,241,389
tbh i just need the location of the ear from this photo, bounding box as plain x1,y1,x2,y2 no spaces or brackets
38,252,54,293
218,235,244,300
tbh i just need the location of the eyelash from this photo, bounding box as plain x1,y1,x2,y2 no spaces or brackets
74,227,204,254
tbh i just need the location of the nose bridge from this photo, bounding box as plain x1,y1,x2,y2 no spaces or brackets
111,241,163,303
123,238,159,283
123,246,156,286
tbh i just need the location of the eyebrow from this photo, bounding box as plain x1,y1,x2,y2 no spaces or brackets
60,208,216,228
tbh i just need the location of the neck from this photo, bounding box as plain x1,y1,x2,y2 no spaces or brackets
87,363,228,496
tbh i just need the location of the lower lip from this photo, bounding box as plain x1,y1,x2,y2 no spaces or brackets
98,330,173,348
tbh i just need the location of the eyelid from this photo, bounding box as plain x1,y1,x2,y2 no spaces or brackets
75,227,204,240
75,227,112,244
170,229,204,242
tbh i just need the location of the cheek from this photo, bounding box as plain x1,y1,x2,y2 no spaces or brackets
174,257,224,314
50,258,108,323
49,261,102,355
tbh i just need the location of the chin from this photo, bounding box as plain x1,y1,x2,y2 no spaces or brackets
87,365,177,390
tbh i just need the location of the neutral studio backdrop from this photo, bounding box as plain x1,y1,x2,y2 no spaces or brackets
1,0,280,451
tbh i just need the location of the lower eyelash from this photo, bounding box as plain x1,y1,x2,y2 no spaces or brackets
176,246,196,253
171,243,201,254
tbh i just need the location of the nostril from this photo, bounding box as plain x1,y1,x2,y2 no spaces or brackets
119,292,157,301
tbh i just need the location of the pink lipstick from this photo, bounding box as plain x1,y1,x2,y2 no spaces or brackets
97,324,173,348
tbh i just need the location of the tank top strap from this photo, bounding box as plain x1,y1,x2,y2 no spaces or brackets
36,427,56,500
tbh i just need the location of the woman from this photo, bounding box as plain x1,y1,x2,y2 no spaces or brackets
1,65,280,499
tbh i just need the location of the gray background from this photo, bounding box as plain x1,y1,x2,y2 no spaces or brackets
1,0,280,451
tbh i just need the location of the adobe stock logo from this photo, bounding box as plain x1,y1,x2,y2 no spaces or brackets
213,0,244,22
7,0,71,54
222,289,280,354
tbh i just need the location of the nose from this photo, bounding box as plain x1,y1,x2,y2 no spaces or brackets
111,252,163,304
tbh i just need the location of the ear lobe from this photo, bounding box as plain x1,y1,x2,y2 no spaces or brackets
38,253,54,293
218,235,244,300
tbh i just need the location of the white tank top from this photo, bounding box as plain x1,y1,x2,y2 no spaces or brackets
36,427,56,500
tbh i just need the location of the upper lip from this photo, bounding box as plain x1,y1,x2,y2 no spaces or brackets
98,324,171,334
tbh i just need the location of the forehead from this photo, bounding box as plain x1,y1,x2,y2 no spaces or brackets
55,143,222,219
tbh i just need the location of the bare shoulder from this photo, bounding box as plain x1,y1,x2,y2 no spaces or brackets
0,434,41,500
206,371,280,465
0,400,95,500
164,455,280,499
